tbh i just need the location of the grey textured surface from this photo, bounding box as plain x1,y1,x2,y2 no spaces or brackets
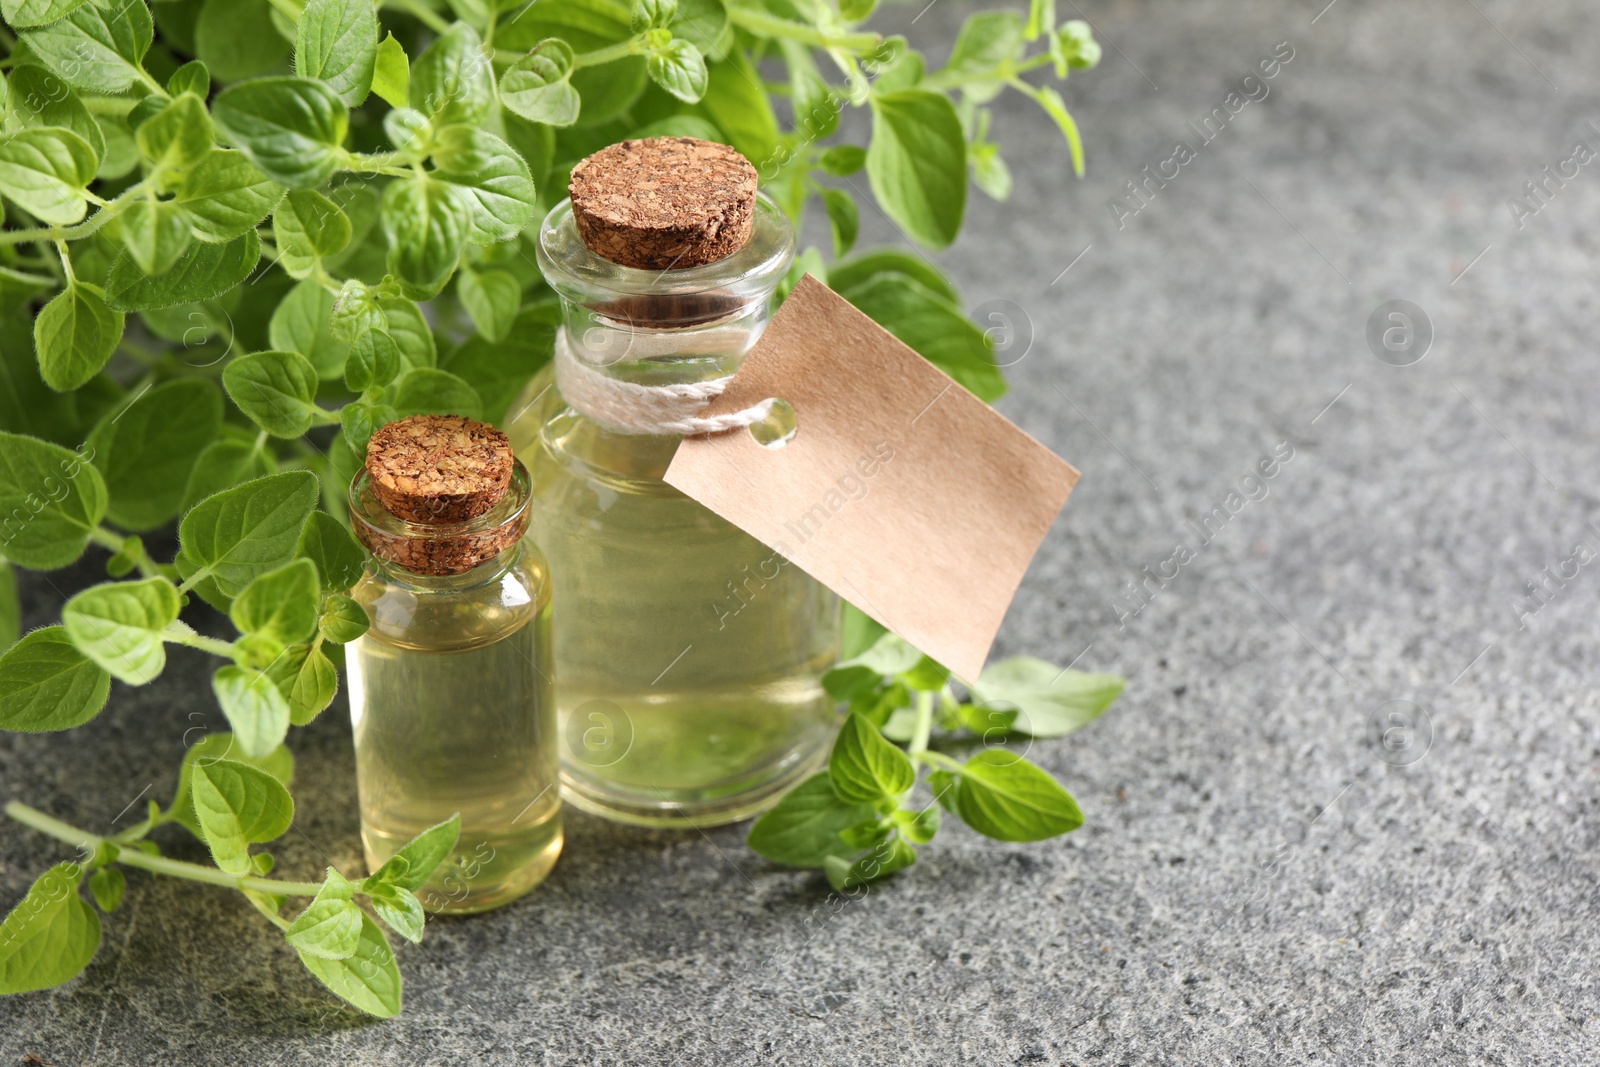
4,0,1599,1063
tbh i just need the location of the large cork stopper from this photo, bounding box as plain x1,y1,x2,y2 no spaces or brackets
356,415,524,576
569,137,757,271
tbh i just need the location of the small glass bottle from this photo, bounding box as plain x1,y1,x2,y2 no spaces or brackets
505,137,840,827
346,414,560,913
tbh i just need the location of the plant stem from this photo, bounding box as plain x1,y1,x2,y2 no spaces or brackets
727,7,880,53
918,749,965,774
161,621,237,659
0,182,149,247
88,526,160,579
908,690,935,758
571,38,642,68
4,801,324,897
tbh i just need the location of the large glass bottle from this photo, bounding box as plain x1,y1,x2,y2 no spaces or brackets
506,181,840,828
346,416,561,912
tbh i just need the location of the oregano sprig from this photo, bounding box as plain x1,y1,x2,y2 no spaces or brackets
0,0,1110,1017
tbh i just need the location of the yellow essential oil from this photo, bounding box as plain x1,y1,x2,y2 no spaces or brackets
506,145,840,828
347,416,561,913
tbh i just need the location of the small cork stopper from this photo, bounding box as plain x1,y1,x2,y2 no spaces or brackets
570,137,757,271
355,415,525,578
365,415,513,525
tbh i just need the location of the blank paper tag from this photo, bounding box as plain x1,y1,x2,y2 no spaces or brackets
664,275,1079,682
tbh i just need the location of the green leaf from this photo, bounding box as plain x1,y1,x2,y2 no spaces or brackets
136,92,212,173
824,836,916,890
380,299,435,371
0,626,110,731
1,0,90,30
969,657,1123,738
105,230,262,312
273,188,352,279
895,804,940,844
366,883,424,943
317,594,367,643
391,367,483,421
943,11,1024,88
840,273,1006,403
672,0,729,54
4,65,107,167
175,149,285,243
61,577,181,686
181,439,273,513
266,641,338,724
213,662,294,757
409,22,493,128
0,563,15,652
268,279,347,378
33,282,123,392
19,1,152,94
169,730,294,837
296,510,365,592
175,469,319,606
819,145,866,177
297,912,401,1018
498,2,645,127
121,198,195,279
441,305,555,424
0,431,106,569
498,39,579,127
1030,83,1085,177
828,248,959,304
945,749,1083,842
828,711,915,803
841,630,923,677
457,268,519,342
865,89,966,250
819,187,857,258
223,349,323,438
167,60,210,98
381,174,469,300
344,326,400,392
970,140,1012,201
296,0,379,106
212,76,350,189
746,772,877,868
689,49,775,163
88,378,222,531
195,0,291,83
88,866,125,913
431,126,537,246
363,813,460,892
189,755,295,873
647,39,708,104
338,398,396,456
231,558,320,644
370,32,409,109
0,863,99,994
839,601,887,659
285,869,362,959
0,126,98,225
632,0,676,33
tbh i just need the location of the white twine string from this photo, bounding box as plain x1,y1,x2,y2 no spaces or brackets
553,328,774,436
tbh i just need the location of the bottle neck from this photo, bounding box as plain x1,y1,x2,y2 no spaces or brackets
368,541,521,592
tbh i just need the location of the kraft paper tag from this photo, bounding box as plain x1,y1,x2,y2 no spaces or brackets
664,275,1079,682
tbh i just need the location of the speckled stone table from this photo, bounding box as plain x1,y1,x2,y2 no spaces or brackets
4,0,1597,1063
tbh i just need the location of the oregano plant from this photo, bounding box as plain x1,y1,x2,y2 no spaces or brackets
0,0,1112,1018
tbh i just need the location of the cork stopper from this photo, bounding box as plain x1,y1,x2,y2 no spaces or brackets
354,415,525,577
366,415,513,524
569,137,757,271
